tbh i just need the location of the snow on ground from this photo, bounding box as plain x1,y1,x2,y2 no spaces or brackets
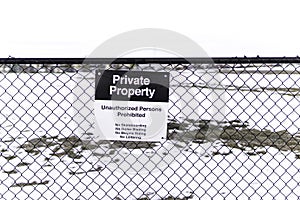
1,67,300,199
2,139,300,200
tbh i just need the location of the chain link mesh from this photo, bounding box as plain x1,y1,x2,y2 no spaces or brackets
1,59,300,199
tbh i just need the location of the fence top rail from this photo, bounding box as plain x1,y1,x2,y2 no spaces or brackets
0,57,300,64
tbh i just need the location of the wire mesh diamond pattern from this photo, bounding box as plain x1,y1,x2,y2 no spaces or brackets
1,58,300,199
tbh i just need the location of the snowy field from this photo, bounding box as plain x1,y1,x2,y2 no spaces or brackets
1,65,300,199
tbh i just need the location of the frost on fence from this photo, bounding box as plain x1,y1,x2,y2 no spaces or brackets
1,60,300,199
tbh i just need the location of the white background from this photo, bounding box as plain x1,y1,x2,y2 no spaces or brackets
0,0,299,57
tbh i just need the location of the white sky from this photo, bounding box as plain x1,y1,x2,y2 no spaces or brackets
0,0,299,58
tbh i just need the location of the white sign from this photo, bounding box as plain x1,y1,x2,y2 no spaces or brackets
95,70,169,142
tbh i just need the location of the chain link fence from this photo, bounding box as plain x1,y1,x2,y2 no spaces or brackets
1,57,300,199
